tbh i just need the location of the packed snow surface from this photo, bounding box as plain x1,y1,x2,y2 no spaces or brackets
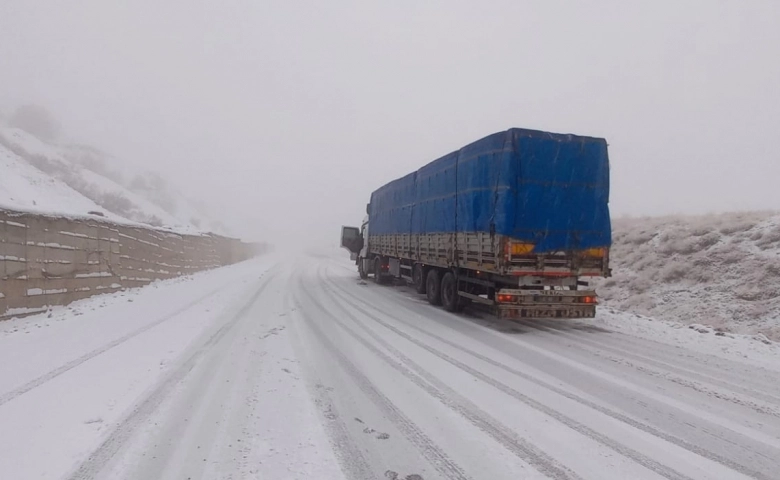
1,253,779,479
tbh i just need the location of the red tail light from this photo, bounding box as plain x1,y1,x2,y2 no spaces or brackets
497,294,516,303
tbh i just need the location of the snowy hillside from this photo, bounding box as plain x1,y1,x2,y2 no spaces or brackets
0,143,126,222
0,126,225,234
61,143,228,233
594,211,780,340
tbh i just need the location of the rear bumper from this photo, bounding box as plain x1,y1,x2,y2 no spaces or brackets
495,288,598,319
498,305,597,319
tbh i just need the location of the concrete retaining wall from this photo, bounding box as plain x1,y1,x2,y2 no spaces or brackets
0,208,260,317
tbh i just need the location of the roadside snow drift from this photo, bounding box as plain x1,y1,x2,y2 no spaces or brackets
595,211,780,340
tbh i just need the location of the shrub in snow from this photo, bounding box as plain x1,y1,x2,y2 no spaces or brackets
628,275,652,294
633,255,655,272
99,192,135,216
659,262,687,282
623,293,656,313
717,214,766,235
144,216,164,227
130,173,177,215
756,226,780,249
687,266,714,283
734,286,764,301
697,232,721,250
747,303,772,319
625,230,656,245
711,246,745,265
62,144,125,185
658,231,721,256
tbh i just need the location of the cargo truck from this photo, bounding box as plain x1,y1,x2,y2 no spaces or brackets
340,128,612,319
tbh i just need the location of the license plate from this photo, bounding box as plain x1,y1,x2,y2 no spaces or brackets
500,307,596,319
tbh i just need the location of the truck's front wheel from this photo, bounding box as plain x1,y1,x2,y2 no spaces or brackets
358,258,368,280
426,270,442,305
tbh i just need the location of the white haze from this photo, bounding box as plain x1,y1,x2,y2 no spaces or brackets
1,1,779,249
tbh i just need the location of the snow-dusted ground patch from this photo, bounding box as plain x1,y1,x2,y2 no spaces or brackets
594,211,780,340
0,257,281,479
100,268,345,480
595,308,780,372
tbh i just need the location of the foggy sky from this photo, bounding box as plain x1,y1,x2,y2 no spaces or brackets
1,1,779,247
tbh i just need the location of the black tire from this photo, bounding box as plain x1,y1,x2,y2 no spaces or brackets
412,264,427,294
426,269,442,305
358,258,368,280
374,257,384,284
441,272,459,312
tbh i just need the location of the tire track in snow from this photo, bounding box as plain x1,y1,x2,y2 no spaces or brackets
544,320,780,390
309,377,379,480
513,318,780,408
285,290,379,480
588,350,780,419
65,271,277,480
323,275,720,480
293,281,473,480
303,271,582,480
0,281,238,408
328,271,778,480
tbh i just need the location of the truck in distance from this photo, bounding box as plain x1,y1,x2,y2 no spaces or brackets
341,128,612,319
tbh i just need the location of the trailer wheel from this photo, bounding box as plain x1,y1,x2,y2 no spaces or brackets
412,264,426,294
441,272,460,312
373,257,384,284
425,269,442,305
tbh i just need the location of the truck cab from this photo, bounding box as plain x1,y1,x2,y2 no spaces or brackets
340,215,371,279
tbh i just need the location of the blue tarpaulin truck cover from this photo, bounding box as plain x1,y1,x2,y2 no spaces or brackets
368,128,611,253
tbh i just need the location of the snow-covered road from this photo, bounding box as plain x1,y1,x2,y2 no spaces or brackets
2,254,780,480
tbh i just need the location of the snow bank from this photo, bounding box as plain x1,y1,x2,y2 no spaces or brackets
594,211,780,340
